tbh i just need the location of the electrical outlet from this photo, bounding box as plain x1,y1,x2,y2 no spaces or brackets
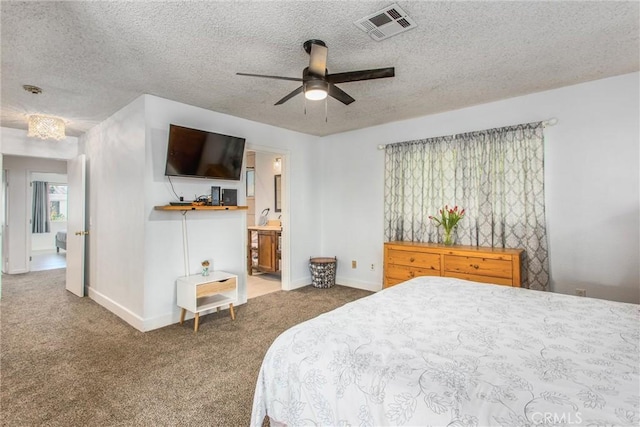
351,260,357,269
370,263,375,271
575,288,586,297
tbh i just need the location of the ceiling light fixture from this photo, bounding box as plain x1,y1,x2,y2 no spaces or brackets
27,114,66,140
304,80,328,101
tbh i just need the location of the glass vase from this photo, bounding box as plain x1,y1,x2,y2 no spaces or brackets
442,228,456,246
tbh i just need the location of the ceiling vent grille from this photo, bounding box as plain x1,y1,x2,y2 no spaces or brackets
354,3,417,41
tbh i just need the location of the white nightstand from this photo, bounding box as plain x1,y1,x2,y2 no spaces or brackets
176,271,238,332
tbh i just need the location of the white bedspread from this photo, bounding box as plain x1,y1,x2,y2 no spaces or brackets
251,277,639,426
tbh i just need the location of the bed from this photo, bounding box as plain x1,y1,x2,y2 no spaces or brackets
55,230,67,253
251,276,639,426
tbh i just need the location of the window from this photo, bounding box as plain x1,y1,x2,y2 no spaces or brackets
49,184,68,221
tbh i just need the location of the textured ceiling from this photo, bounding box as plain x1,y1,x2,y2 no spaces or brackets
1,1,638,137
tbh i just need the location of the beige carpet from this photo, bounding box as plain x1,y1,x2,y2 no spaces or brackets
0,269,372,426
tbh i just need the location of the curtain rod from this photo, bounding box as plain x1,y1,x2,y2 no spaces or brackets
377,117,559,150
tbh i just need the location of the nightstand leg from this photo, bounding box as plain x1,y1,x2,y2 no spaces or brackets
229,303,235,321
179,308,186,325
194,313,200,332
216,307,220,313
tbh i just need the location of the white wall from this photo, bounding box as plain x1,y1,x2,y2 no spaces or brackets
319,72,640,304
2,155,67,273
80,94,320,331
81,96,147,325
1,127,79,160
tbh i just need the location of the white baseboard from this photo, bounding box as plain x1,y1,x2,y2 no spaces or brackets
335,276,382,293
88,286,145,332
288,276,311,290
143,312,179,332
287,275,381,292
88,287,249,332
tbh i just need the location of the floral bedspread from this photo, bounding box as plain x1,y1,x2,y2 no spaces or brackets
251,277,639,426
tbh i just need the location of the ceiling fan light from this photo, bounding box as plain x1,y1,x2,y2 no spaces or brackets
27,114,66,140
305,88,328,101
304,80,328,101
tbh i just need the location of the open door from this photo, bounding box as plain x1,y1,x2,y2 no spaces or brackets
65,154,86,297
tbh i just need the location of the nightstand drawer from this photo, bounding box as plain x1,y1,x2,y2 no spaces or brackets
386,248,440,269
444,255,512,279
196,277,237,298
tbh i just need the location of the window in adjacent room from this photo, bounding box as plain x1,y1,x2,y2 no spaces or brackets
49,184,68,221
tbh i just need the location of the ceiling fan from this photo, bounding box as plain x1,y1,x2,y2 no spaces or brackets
237,39,395,106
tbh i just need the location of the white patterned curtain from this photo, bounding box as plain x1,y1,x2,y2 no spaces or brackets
32,181,50,233
384,122,549,291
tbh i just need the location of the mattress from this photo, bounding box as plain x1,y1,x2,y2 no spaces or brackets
251,276,639,426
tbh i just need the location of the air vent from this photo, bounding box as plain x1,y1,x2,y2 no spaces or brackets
354,3,417,41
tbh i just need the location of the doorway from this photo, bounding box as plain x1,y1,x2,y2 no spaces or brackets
2,155,68,275
30,172,68,272
246,149,286,299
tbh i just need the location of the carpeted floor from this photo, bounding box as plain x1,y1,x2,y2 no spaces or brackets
0,269,372,426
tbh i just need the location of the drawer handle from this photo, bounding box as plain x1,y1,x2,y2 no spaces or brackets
471,264,480,269
409,257,415,262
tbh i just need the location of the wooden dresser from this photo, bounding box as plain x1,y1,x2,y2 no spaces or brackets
384,242,524,288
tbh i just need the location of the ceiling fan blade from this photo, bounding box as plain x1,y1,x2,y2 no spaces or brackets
308,44,328,76
274,86,304,105
326,67,395,84
328,84,355,105
237,72,303,82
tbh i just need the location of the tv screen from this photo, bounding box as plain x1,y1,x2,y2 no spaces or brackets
165,124,246,180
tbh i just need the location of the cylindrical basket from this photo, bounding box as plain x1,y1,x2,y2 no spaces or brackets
309,257,337,289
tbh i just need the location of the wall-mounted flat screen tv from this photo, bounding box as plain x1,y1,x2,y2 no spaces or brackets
164,124,246,181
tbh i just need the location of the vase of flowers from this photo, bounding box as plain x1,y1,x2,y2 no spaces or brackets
429,205,465,245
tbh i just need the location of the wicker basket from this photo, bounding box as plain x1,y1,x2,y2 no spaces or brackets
309,257,337,289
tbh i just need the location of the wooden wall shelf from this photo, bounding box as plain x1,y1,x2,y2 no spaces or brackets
154,205,248,211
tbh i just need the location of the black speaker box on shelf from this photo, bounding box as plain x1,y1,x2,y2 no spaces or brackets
210,186,220,206
221,189,237,206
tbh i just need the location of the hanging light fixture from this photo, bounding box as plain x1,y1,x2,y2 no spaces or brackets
27,114,66,140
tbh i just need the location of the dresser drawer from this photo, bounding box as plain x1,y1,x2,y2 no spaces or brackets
444,272,514,286
386,264,440,282
196,277,237,298
444,255,512,279
384,277,406,287
386,248,440,269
